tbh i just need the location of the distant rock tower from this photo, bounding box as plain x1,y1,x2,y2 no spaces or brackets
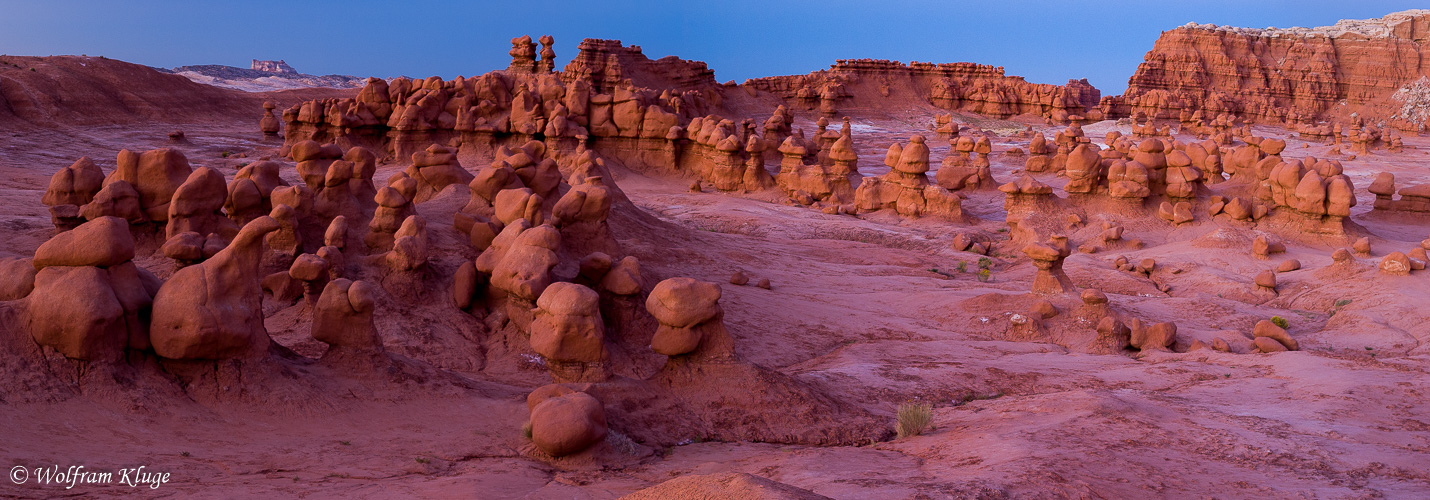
536,35,556,73
251,59,297,74
507,36,537,73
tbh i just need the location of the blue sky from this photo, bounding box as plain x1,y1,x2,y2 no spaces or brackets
0,1,1423,95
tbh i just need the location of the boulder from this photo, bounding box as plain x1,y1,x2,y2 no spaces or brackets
528,390,607,457
32,216,134,268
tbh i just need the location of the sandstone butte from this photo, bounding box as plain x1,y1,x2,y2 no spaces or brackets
0,9,1429,499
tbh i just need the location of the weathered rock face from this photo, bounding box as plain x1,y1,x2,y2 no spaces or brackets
743,59,1099,121
103,148,193,222
150,216,281,360
561,38,718,93
1107,10,1430,127
25,217,157,361
280,38,716,163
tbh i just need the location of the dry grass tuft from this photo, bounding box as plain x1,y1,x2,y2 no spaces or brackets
896,401,934,438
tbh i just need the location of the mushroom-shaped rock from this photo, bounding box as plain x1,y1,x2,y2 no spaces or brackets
260,101,281,134
25,219,157,361
311,279,382,351
325,215,348,249
895,136,931,174
1023,237,1074,294
1081,288,1108,305
1368,172,1396,197
531,282,607,367
1332,248,1353,263
494,188,545,226
290,253,331,303
646,277,730,357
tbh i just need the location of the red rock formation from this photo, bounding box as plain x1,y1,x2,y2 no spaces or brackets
1107,10,1430,127
561,39,718,93
743,59,1099,120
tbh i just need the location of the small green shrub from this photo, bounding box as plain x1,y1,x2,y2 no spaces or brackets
956,261,968,273
978,257,993,269
521,421,533,440
414,457,430,464
1330,298,1352,317
339,440,351,446
896,401,933,439
1270,316,1289,329
220,151,230,158
976,269,991,282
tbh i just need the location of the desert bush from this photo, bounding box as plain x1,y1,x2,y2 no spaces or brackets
1271,316,1289,329
896,401,933,438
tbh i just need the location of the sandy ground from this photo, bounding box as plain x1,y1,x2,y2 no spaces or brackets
2,108,1429,498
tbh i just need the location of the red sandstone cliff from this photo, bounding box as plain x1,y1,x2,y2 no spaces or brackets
742,59,1099,120
1107,9,1430,129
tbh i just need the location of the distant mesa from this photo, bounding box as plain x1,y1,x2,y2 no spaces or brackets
167,59,364,92
251,59,297,74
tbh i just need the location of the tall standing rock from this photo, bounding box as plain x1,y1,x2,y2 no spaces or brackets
150,216,281,359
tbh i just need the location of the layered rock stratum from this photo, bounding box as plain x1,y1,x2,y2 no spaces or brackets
1106,9,1430,130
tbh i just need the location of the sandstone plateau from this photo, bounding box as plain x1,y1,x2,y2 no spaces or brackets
1,10,1430,499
